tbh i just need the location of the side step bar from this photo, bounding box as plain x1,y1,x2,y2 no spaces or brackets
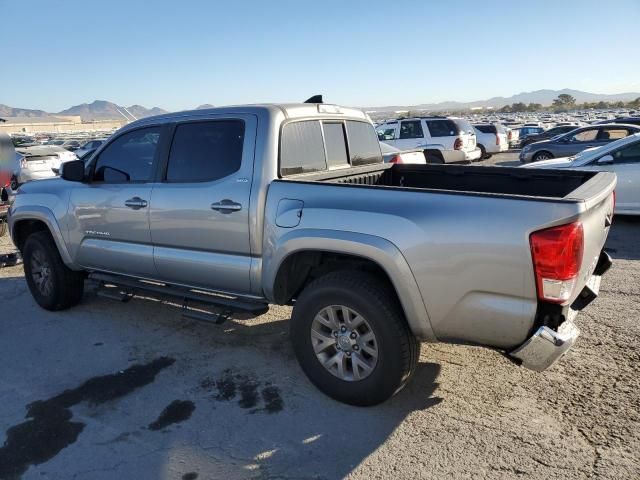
89,272,270,324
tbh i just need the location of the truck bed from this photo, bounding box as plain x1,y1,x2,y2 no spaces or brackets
288,163,598,200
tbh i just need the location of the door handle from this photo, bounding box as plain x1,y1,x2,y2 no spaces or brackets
211,199,242,213
124,197,148,209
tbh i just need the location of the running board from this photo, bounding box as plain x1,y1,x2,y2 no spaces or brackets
89,272,270,323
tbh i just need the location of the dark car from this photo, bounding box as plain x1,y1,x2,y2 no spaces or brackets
520,123,640,163
520,125,580,147
596,117,640,126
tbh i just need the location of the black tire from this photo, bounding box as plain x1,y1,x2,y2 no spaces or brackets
10,176,19,191
424,153,444,164
23,231,84,310
478,144,487,160
290,271,420,406
484,153,492,159
532,151,554,162
0,221,6,237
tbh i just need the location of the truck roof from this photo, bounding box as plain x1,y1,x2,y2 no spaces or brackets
125,103,369,129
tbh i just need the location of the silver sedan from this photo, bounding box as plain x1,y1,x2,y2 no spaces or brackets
522,133,640,215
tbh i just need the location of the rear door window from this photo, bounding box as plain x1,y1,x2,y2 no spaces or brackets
345,121,382,166
426,120,457,137
598,127,630,141
399,120,424,139
280,121,327,176
475,125,497,134
322,122,349,168
166,120,244,183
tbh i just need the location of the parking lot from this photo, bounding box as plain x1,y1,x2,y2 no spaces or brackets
0,151,638,480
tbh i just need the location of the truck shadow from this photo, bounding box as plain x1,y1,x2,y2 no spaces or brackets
605,216,640,260
0,279,443,479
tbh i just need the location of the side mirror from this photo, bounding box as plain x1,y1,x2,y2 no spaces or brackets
597,154,614,165
59,160,86,182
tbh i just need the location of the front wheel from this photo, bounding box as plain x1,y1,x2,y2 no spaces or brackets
533,151,554,162
23,231,85,310
290,271,420,406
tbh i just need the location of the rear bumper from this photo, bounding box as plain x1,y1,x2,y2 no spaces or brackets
508,250,612,372
464,148,482,161
19,168,58,183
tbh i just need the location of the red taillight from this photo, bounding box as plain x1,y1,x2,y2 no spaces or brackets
453,138,463,150
495,134,500,145
389,155,402,164
508,131,513,140
612,191,616,212
530,222,584,304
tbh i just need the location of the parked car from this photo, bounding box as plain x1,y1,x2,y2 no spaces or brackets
473,124,508,159
0,132,15,236
11,145,77,188
379,142,426,164
520,125,580,147
596,117,640,126
520,124,640,163
9,102,615,406
523,133,640,215
74,139,106,158
376,116,481,163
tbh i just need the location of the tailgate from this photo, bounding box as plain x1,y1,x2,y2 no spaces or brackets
567,171,616,301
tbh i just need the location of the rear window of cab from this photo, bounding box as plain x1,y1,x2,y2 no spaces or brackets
280,120,382,176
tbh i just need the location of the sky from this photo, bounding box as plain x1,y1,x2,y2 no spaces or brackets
2,0,640,112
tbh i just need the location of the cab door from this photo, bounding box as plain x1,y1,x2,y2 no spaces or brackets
149,115,257,295
68,125,165,277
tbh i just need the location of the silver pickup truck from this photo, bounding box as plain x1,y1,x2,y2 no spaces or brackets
8,102,615,405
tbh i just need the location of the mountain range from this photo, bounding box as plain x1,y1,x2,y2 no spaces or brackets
0,100,168,122
366,89,640,112
2,89,639,121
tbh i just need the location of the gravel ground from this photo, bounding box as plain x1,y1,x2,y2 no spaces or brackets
0,154,638,479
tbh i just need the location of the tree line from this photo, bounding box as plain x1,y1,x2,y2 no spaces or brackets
498,94,640,113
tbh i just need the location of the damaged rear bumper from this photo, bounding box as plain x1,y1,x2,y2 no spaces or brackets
509,250,612,372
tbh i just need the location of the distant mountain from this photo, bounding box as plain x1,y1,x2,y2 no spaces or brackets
366,89,640,112
0,104,50,118
126,104,168,119
196,104,215,109
57,100,168,121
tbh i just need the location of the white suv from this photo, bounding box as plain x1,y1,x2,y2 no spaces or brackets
376,117,481,163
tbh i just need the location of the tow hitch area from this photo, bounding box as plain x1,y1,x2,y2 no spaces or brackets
510,249,612,372
509,321,579,372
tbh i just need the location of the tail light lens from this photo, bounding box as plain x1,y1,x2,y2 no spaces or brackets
612,191,616,212
495,134,500,145
530,222,584,304
508,131,513,140
453,138,463,150
389,155,402,164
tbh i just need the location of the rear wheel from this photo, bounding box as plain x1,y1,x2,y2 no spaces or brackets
10,176,19,191
478,144,487,160
533,151,554,162
23,231,84,310
290,271,420,406
425,152,444,164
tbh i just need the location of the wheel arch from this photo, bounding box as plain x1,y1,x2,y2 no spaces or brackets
10,206,75,267
264,229,435,341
